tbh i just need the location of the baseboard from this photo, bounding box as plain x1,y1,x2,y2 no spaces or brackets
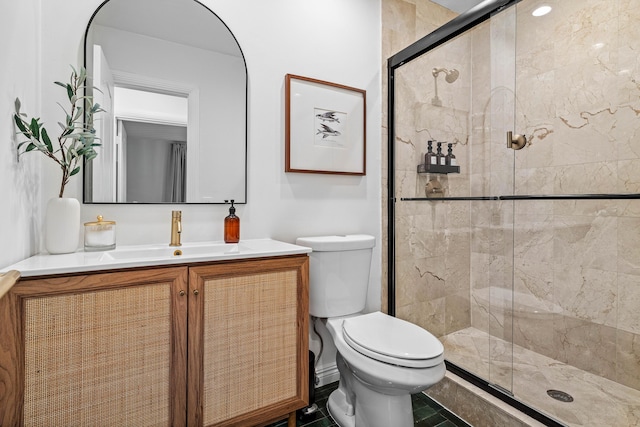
314,363,339,387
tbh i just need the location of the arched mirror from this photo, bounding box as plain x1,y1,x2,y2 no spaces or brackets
83,0,247,204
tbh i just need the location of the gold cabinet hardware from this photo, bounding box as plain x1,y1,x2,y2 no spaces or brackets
193,289,199,295
507,131,527,150
179,290,185,296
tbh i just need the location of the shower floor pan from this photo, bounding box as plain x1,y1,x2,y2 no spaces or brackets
440,327,640,427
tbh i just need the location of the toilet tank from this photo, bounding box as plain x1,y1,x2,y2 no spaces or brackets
296,235,375,318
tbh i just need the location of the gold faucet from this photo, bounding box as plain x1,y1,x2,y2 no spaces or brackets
170,210,182,246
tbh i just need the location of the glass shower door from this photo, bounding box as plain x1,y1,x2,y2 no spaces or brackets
463,4,516,393
390,0,519,397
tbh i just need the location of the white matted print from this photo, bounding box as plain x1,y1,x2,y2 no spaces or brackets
285,74,366,175
314,108,346,148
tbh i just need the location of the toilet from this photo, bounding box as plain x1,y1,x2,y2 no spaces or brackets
296,235,445,427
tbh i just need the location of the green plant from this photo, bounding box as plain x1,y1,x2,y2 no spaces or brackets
13,66,104,198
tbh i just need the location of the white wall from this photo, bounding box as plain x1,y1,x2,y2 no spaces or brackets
0,0,41,267
3,0,382,383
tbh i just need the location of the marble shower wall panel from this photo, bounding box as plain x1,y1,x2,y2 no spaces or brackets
425,34,471,197
382,0,458,313
515,0,640,187
488,7,516,199
506,0,640,391
469,21,493,198
394,199,472,337
393,5,473,340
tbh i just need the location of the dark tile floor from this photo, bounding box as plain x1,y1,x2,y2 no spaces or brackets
268,382,471,427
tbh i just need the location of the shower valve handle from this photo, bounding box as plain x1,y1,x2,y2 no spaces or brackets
507,131,527,150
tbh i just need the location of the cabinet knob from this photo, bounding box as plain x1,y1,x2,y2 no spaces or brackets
179,290,185,296
193,289,199,296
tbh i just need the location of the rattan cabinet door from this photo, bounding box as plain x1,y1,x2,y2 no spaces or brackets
0,267,189,427
188,256,309,427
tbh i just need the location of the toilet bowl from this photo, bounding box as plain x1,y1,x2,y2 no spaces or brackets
296,235,445,427
324,312,445,427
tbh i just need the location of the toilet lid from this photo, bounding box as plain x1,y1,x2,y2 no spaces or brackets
342,312,444,368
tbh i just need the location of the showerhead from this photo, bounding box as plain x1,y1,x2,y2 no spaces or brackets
432,67,460,83
445,69,459,83
431,67,460,106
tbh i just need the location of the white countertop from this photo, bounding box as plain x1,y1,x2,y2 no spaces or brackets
1,239,312,278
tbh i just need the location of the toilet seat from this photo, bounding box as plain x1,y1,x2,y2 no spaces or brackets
342,312,444,368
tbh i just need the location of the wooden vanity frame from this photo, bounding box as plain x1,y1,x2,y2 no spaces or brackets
0,254,309,427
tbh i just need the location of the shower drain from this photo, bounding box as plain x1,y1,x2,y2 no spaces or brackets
547,389,574,402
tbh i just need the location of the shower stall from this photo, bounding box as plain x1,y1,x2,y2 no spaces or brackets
387,0,640,425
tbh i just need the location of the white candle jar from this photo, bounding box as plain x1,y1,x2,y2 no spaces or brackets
84,215,116,251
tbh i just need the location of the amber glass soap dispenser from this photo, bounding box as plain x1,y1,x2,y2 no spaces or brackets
224,199,240,243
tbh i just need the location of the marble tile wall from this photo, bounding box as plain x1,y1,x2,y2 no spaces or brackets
381,0,458,314
509,0,640,391
384,0,640,393
391,22,473,338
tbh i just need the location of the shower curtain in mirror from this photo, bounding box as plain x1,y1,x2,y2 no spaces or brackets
167,142,187,203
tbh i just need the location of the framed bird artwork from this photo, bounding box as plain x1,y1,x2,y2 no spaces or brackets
285,74,366,175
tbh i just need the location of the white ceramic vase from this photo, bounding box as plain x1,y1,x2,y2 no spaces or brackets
45,197,81,254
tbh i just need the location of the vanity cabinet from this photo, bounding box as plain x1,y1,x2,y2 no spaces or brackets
0,255,309,427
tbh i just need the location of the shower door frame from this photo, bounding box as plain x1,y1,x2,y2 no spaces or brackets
385,0,558,425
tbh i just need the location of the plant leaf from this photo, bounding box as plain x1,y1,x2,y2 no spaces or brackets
14,114,30,136
17,140,31,150
70,166,81,177
26,143,37,152
72,107,82,122
56,101,69,116
14,97,21,113
29,118,40,140
41,128,53,152
65,83,73,100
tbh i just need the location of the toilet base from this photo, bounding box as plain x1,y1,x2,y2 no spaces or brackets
326,372,414,427
327,387,355,427
327,384,414,427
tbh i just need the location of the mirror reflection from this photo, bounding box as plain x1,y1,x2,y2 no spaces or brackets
84,0,247,204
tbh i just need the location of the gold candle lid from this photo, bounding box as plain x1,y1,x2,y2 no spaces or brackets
84,215,116,226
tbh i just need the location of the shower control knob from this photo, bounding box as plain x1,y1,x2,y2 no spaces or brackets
507,131,527,150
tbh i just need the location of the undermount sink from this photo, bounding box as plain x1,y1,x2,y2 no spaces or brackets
100,242,241,261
